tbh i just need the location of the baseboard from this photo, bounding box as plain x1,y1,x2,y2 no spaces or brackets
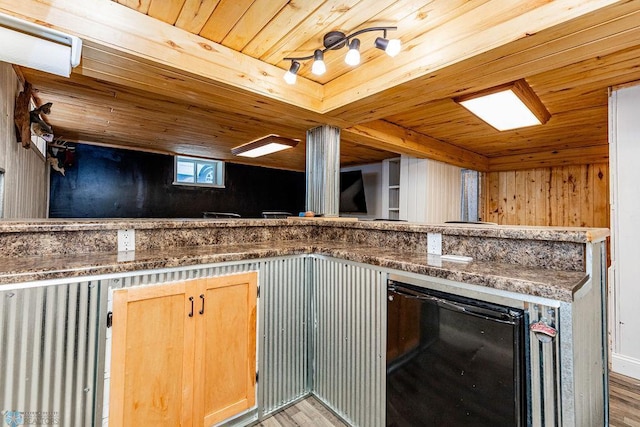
612,352,640,380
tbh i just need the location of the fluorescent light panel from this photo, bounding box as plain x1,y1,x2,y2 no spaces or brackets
455,80,550,131
232,135,299,158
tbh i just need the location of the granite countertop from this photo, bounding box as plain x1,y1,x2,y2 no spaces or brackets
0,239,587,302
0,218,609,243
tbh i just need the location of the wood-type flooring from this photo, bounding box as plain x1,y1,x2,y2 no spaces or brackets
257,372,640,426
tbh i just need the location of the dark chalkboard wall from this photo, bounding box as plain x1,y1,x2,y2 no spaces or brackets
49,144,305,218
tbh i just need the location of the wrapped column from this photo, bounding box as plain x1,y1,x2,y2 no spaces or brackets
306,125,340,217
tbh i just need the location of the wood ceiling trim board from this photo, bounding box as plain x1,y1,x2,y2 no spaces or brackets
529,46,640,96
258,0,371,63
24,67,316,163
220,0,290,51
76,64,331,133
75,41,325,123
488,145,609,172
343,120,489,171
0,0,325,111
309,0,474,83
198,0,255,43
322,0,616,113
314,0,496,84
272,0,400,83
114,0,151,14
175,0,221,34
316,0,486,83
241,1,324,58
74,35,320,118
34,85,312,147
148,0,187,25
299,0,504,84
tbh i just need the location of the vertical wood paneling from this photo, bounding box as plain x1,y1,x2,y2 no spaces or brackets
0,63,48,218
593,164,609,228
487,171,500,219
515,170,526,224
482,163,609,228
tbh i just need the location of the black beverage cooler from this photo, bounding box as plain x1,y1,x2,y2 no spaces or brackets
386,280,528,426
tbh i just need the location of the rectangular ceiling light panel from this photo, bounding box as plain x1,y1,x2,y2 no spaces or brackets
231,135,299,158
455,80,550,131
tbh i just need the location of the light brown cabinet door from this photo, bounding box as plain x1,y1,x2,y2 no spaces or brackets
195,273,258,426
109,273,257,427
109,281,195,427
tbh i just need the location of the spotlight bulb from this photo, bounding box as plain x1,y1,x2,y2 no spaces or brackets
283,60,300,84
375,37,401,57
311,49,326,75
385,39,401,57
345,38,361,66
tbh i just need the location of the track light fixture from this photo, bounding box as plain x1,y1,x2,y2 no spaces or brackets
283,26,399,84
311,49,326,75
283,60,300,84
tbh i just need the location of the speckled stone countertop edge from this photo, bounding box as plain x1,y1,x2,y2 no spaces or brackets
0,240,586,302
0,218,609,243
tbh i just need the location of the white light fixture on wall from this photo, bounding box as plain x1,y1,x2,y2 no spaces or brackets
0,12,82,78
283,26,400,84
454,79,551,131
231,135,299,158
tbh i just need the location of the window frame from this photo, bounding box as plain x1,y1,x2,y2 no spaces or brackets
173,155,225,188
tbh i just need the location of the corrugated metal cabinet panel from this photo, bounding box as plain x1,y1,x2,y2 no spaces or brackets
311,257,386,427
0,281,101,427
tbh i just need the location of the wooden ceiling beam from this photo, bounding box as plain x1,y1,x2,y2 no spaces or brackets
343,120,489,171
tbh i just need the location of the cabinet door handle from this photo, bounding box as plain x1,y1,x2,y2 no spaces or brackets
199,294,205,315
188,296,194,317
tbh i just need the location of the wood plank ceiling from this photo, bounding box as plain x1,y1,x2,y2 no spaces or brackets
3,0,640,172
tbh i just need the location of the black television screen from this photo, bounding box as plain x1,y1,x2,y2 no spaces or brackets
340,170,368,214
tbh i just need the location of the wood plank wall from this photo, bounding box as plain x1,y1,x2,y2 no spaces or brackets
481,163,609,228
0,62,48,218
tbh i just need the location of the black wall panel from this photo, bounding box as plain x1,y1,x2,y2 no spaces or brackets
49,144,305,218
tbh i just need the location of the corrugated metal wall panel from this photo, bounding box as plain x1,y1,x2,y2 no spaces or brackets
311,257,386,427
306,125,340,216
527,302,561,427
0,280,100,427
108,262,259,290
258,257,310,417
569,241,607,426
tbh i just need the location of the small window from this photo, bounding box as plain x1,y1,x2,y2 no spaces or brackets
174,155,225,187
28,99,47,159
30,135,47,158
